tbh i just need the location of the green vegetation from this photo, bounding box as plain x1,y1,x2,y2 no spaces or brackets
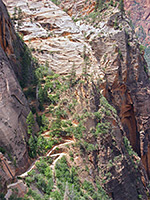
51,0,61,6
25,159,54,199
12,6,23,30
28,134,54,158
114,17,118,29
0,193,6,200
26,111,35,135
20,43,32,88
0,147,6,154
119,0,124,15
23,154,110,200
24,86,36,100
123,136,141,169
139,44,145,54
144,65,148,73
83,180,110,200
55,157,81,198
55,156,109,200
145,46,150,68
95,0,117,12
26,111,53,158
123,136,137,157
95,0,104,11
68,64,77,87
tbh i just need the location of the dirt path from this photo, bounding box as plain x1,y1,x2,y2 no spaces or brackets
18,139,74,178
5,137,75,199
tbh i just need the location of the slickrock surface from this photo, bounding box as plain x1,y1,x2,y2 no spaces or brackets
4,0,100,76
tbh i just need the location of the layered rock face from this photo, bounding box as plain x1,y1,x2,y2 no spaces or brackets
59,0,96,16
56,79,149,199
124,0,150,46
54,0,150,180
124,0,150,65
3,0,100,75
2,0,150,199
0,0,34,192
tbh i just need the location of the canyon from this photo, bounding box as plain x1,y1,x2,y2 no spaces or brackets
0,0,150,199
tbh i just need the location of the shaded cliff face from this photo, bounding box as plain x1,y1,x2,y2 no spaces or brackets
124,0,150,46
3,0,150,199
88,8,150,178
0,0,36,192
124,0,150,66
53,0,150,179
11,73,149,200
56,79,149,200
0,0,35,86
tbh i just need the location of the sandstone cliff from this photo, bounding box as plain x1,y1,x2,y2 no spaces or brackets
0,0,37,192
124,0,150,46
124,0,150,66
2,0,150,199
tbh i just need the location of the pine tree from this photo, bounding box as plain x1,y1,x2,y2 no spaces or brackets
12,7,17,21
69,63,76,87
26,111,35,135
95,0,103,11
119,0,124,16
17,7,23,30
110,0,113,6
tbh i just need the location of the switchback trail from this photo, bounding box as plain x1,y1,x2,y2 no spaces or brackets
19,139,75,178
5,137,75,199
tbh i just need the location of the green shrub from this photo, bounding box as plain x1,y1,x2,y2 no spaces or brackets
35,159,48,174
27,189,41,200
139,44,145,54
35,174,47,193
55,157,81,196
26,111,35,135
28,135,37,158
123,136,137,157
50,191,62,200
51,0,60,6
0,146,6,154
0,193,6,200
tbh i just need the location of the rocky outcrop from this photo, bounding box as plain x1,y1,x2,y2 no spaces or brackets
0,153,15,192
0,0,34,85
2,0,150,199
0,0,37,192
3,0,100,76
86,7,150,179
59,79,149,200
124,0,150,46
59,0,96,16
124,0,150,66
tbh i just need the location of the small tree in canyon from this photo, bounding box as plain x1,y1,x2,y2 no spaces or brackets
26,111,35,135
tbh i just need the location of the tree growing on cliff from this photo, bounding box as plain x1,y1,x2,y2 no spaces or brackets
119,0,125,16
95,0,103,11
12,6,17,22
26,111,35,135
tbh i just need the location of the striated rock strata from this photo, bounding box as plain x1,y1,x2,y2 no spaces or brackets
124,0,150,46
124,0,150,66
2,0,150,199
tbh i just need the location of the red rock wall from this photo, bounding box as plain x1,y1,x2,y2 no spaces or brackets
124,0,150,46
